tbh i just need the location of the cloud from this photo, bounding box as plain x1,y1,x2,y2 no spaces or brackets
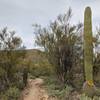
0,0,100,49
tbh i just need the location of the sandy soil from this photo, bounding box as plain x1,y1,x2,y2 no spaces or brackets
20,78,56,100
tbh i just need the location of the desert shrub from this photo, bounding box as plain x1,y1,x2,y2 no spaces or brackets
0,67,8,92
30,66,51,77
57,85,73,100
42,76,73,100
6,87,20,100
0,67,6,77
3,71,24,90
0,87,20,100
30,61,53,77
70,63,84,90
94,53,100,87
0,94,8,100
80,94,100,100
34,8,83,84
13,72,24,89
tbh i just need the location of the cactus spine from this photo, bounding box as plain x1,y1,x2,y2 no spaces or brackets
84,7,93,82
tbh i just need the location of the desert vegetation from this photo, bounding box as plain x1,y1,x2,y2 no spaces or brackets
0,6,100,100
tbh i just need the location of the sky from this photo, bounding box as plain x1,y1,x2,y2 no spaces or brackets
0,0,100,49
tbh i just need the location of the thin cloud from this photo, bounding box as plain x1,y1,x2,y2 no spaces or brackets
0,0,100,49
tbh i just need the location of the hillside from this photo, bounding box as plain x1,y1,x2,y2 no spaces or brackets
25,49,45,62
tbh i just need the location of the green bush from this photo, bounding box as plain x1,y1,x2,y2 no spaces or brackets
0,87,20,100
0,67,6,77
0,94,8,100
30,62,53,77
42,76,73,100
80,94,100,100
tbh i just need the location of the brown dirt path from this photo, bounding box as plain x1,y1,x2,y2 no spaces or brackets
20,78,56,100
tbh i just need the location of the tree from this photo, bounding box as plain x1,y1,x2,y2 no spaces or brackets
34,8,83,84
0,27,26,88
93,27,100,87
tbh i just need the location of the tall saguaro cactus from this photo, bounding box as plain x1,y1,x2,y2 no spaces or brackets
83,7,100,97
83,7,97,97
84,6,93,83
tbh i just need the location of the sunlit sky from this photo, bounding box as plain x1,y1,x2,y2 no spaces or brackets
0,0,100,49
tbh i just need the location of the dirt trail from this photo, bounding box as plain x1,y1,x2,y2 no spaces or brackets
20,78,56,100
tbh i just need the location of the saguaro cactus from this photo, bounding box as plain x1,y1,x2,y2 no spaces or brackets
83,7,100,97
84,7,93,83
83,6,95,97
